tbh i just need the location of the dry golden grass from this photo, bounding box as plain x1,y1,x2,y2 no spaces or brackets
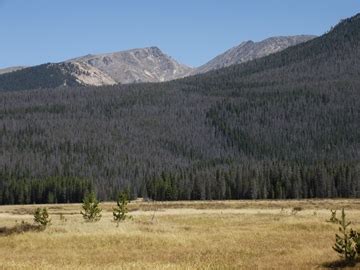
0,200,360,269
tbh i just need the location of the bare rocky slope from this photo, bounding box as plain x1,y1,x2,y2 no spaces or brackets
194,35,316,74
63,61,117,86
70,47,192,84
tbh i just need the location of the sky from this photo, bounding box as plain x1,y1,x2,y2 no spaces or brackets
0,0,359,68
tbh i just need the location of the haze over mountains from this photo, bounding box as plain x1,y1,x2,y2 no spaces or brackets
0,35,315,91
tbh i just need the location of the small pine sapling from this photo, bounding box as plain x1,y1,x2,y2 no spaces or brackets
34,208,51,228
80,192,102,222
333,208,359,262
328,209,339,223
113,192,131,226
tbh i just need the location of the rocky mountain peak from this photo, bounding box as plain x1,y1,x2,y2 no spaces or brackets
71,47,192,84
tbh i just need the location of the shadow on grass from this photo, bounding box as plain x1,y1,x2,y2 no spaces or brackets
0,222,44,236
322,259,360,269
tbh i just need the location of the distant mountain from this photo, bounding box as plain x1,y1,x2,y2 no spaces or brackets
194,35,316,74
0,47,192,91
0,37,316,92
0,66,27,75
70,47,192,84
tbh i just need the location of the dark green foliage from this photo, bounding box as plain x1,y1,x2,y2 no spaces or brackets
0,174,93,205
333,208,360,261
1,14,360,201
80,192,102,222
34,208,51,228
113,192,131,225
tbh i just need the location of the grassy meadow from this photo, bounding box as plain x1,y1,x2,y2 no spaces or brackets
1,200,360,269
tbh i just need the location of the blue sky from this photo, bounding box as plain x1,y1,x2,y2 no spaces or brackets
0,0,358,68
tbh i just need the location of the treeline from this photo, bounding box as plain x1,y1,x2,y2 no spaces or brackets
145,162,360,200
0,174,93,204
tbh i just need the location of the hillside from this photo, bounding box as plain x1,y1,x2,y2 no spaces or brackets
194,35,316,74
0,47,191,91
1,14,360,203
0,63,82,91
0,66,27,75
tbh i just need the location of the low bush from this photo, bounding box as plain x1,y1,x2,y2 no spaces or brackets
0,221,43,236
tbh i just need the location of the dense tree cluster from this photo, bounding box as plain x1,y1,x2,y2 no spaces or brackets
145,162,360,201
0,173,92,204
1,14,360,203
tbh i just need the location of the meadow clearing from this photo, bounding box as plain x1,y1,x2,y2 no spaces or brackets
0,199,360,269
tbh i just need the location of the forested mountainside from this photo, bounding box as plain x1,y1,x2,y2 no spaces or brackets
1,14,360,204
0,63,83,92
0,66,27,75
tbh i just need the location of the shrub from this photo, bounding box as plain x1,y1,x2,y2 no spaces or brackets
113,192,131,226
34,208,51,228
291,207,303,215
80,192,102,222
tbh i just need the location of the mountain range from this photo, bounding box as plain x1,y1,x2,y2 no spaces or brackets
1,13,360,203
0,35,315,91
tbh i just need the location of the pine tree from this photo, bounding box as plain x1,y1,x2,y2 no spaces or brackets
328,209,339,223
80,192,102,222
34,207,51,228
113,192,131,226
333,208,359,261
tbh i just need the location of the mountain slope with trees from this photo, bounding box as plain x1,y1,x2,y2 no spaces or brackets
0,38,314,92
193,35,316,74
1,14,360,203
0,47,192,91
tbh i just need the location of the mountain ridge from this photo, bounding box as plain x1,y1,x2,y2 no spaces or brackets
0,66,27,75
0,35,315,91
70,46,192,84
194,35,316,74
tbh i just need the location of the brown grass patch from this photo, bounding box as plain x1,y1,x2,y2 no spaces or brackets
1,200,360,269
